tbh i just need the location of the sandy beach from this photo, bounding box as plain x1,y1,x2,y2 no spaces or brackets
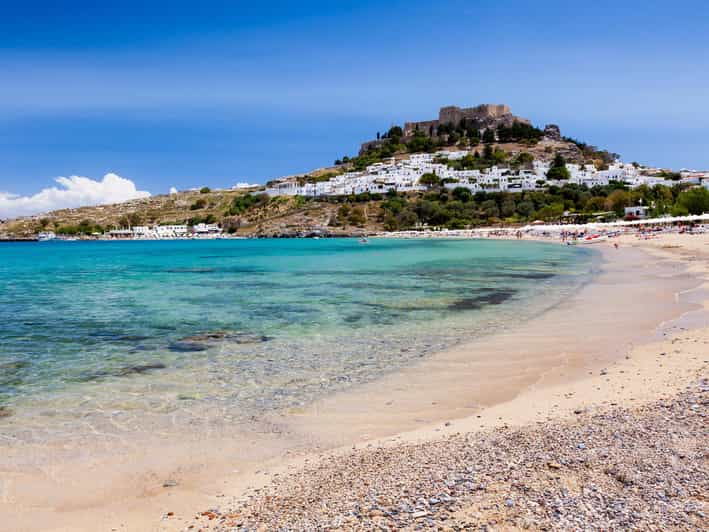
2,233,708,531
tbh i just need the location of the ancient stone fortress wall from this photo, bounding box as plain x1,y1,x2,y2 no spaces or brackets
403,119,439,137
366,104,533,152
439,104,513,124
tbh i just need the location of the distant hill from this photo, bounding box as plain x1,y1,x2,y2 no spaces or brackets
352,103,616,169
0,187,380,238
2,103,670,239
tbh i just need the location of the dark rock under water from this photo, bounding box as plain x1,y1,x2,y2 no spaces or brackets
164,267,217,274
169,341,210,353
179,331,233,342
500,272,554,280
0,360,30,371
449,289,516,311
0,360,29,388
115,363,167,376
79,362,168,382
177,331,271,345
116,334,152,342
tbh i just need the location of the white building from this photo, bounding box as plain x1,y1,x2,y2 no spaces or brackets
193,223,222,235
132,226,153,238
155,225,188,238
263,150,690,198
624,205,649,219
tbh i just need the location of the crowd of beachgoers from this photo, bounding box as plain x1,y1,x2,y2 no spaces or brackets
379,221,709,244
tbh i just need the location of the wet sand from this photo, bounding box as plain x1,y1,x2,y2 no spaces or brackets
2,235,708,531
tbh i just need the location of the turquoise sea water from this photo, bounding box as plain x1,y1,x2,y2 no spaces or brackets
0,238,594,441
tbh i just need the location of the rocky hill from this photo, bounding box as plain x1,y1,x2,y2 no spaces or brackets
0,103,625,238
0,187,382,238
360,104,532,154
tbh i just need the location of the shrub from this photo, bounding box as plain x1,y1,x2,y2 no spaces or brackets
676,187,709,214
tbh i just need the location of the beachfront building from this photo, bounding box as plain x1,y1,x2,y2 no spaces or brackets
132,226,153,238
155,225,189,239
193,223,222,236
107,224,222,240
624,205,649,219
107,228,134,239
107,224,225,239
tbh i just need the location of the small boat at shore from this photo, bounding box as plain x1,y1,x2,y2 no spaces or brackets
359,237,369,244
578,234,608,244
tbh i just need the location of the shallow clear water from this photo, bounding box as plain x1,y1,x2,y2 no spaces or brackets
0,238,594,441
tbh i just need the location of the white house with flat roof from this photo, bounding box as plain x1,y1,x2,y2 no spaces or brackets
624,205,649,219
262,150,688,198
155,225,188,238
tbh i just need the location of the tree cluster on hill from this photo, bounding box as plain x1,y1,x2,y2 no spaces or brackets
55,219,104,235
440,145,512,172
375,182,707,231
226,193,270,215
546,153,571,180
338,120,546,170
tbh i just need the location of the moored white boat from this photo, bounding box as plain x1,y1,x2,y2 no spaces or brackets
578,234,608,244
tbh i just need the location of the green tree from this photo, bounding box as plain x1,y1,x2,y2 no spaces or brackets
605,189,630,215
200,187,211,194
451,187,473,203
584,196,607,212
480,199,499,219
546,153,570,180
397,208,419,229
337,204,351,225
227,193,268,215
513,152,534,169
190,198,207,210
128,212,143,226
676,187,709,215
535,202,564,220
419,173,441,188
516,200,535,218
348,206,366,226
386,125,403,138
482,128,496,144
501,198,516,218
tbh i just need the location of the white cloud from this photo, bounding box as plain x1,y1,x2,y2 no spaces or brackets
0,173,150,219
169,186,178,194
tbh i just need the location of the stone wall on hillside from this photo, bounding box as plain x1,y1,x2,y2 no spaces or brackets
361,103,533,154
401,103,530,138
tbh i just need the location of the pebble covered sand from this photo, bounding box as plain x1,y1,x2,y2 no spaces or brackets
185,368,707,531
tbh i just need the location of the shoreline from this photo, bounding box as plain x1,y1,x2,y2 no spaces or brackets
2,235,708,531
200,235,708,530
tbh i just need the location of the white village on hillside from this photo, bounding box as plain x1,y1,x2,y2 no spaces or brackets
264,152,709,198
37,148,709,241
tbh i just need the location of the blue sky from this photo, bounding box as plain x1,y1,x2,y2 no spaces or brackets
1,0,708,203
